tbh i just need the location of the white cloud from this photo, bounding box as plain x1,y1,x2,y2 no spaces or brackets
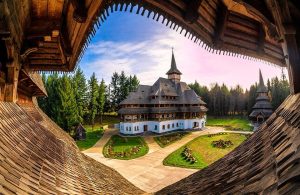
81,30,184,85
80,23,287,90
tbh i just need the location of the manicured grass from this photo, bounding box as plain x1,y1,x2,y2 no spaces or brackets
163,133,247,169
76,116,119,151
206,116,253,131
76,127,104,151
154,132,191,148
103,135,149,160
85,116,120,129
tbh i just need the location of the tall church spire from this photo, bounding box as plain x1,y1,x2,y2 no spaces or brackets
166,49,182,76
166,49,182,82
257,69,268,93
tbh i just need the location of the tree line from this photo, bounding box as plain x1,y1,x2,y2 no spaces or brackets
38,68,289,132
38,68,139,132
189,71,290,116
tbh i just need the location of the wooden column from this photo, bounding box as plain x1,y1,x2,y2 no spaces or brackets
3,39,20,102
4,60,19,102
274,0,300,94
284,29,300,94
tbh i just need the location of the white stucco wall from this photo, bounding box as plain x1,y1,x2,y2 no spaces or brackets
120,117,206,135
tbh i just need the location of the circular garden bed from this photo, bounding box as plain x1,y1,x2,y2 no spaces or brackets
103,135,148,160
163,133,247,169
154,132,190,148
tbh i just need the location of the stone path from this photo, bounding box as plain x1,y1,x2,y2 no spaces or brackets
83,127,252,193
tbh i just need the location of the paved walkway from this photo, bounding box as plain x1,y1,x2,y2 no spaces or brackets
83,127,252,193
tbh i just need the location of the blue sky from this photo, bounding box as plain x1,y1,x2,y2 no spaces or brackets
79,9,287,90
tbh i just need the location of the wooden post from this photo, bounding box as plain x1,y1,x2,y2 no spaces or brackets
272,0,300,94
3,39,20,102
4,60,19,102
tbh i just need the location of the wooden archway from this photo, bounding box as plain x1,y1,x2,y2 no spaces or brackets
0,0,300,194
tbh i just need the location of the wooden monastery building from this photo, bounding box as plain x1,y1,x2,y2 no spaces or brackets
249,69,273,129
118,51,208,134
0,0,300,194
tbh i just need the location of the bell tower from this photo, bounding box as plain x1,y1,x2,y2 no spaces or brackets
166,49,182,82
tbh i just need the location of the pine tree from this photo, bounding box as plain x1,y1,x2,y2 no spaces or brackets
130,75,139,92
247,83,257,114
88,73,99,128
46,73,61,123
72,67,88,123
97,79,106,124
57,74,79,132
119,71,128,102
110,72,120,111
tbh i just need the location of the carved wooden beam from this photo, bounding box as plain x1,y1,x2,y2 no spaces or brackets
60,20,72,57
257,23,265,54
184,0,203,24
213,3,228,48
70,0,87,23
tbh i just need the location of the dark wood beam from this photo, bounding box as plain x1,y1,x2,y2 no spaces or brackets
29,53,61,60
19,77,29,83
60,19,73,56
29,59,62,65
213,3,228,48
70,0,87,23
257,23,265,54
26,19,60,39
34,48,60,54
184,0,203,24
29,64,69,71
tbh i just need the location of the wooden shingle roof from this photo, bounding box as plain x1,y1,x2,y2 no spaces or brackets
158,94,300,194
0,101,144,194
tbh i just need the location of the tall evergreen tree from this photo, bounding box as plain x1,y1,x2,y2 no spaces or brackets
97,79,106,124
57,74,79,132
110,72,120,111
247,83,257,114
129,75,140,92
72,67,88,123
88,73,99,128
37,73,48,111
119,71,129,102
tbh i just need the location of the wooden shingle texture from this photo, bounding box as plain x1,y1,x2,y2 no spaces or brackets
0,102,144,194
157,94,300,194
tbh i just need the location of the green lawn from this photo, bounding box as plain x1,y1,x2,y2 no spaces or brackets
163,133,247,169
76,126,104,151
154,132,191,148
76,116,119,151
84,116,120,129
206,116,253,131
103,135,149,160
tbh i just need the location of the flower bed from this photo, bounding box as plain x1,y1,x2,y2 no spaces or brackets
103,135,148,160
154,132,190,148
181,146,197,164
212,139,233,149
